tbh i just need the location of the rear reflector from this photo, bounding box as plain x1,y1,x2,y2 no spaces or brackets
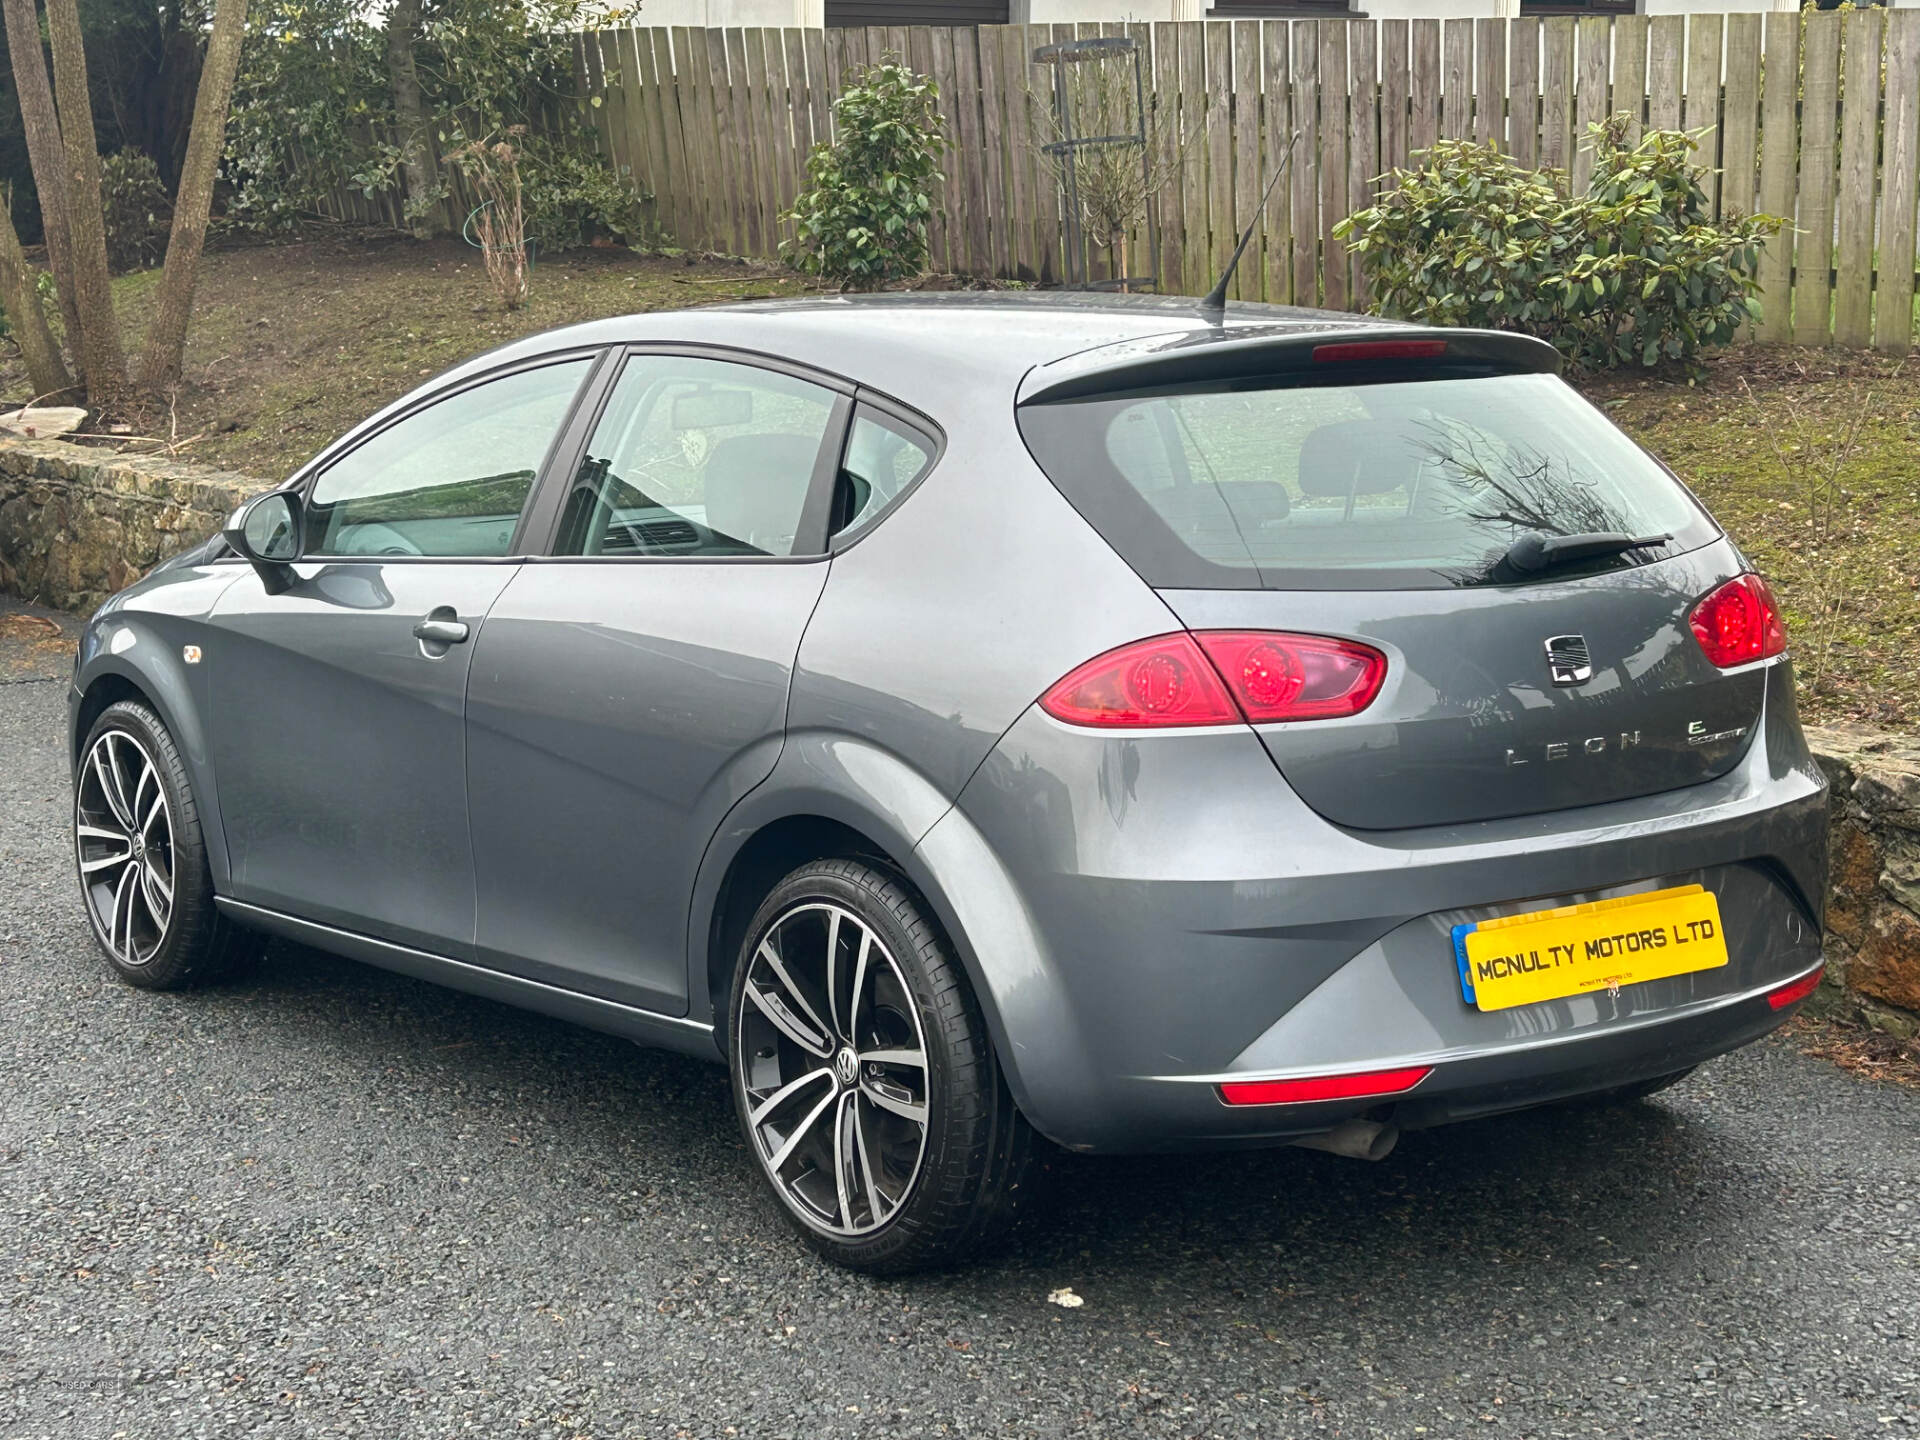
1040,631,1388,729
1767,966,1824,1011
1218,1065,1432,1107
1312,339,1449,364
1690,573,1787,668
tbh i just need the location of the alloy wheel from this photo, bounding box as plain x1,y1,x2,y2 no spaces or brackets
74,729,175,966
736,901,930,1237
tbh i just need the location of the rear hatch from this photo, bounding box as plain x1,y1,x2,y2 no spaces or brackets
1016,328,1766,831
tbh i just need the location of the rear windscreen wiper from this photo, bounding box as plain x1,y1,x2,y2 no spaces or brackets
1501,530,1672,577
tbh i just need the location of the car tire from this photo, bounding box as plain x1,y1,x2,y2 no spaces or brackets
74,700,263,990
728,857,1034,1274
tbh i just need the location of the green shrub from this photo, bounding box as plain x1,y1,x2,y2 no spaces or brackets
101,150,170,272
782,60,945,289
517,141,644,254
1335,119,1785,373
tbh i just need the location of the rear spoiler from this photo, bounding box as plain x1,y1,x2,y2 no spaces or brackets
1016,324,1563,406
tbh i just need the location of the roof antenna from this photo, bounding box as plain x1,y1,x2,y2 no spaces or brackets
1199,129,1302,320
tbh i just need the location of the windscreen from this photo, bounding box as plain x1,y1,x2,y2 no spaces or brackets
1016,371,1716,590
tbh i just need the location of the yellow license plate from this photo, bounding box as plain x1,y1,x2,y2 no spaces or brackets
1453,884,1727,1013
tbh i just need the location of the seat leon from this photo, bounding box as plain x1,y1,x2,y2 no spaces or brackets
67,294,1828,1272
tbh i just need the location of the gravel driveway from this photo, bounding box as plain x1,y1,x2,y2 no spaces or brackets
2,599,1916,1440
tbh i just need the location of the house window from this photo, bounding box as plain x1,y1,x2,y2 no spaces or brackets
823,0,1008,25
1206,0,1357,16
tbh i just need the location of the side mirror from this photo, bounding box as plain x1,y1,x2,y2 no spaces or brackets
224,492,304,595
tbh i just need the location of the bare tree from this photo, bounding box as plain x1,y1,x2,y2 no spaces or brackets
138,0,249,392
386,0,442,239
0,0,81,346
43,0,128,412
0,193,72,397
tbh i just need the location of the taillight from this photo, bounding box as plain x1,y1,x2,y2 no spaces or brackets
1039,632,1388,729
1194,632,1388,723
1690,573,1787,668
1039,633,1241,728
1218,1065,1432,1106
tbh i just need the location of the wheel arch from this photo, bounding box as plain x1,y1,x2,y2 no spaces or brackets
71,631,231,890
689,734,1086,1140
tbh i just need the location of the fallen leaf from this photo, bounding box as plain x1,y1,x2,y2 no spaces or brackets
1047,1287,1085,1309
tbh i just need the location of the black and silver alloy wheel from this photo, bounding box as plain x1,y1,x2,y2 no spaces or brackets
73,700,262,990
729,858,1034,1273
75,728,175,966
737,901,930,1237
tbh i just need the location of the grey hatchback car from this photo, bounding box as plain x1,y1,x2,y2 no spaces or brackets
68,294,1829,1271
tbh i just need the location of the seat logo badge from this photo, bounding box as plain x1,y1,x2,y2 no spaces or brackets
182,645,202,665
1544,634,1592,686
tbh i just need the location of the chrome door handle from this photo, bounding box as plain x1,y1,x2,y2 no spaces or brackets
412,617,470,645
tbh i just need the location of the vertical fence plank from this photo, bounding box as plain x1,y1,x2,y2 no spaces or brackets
742,31,776,256
646,31,685,245
1290,19,1319,304
1508,17,1538,168
1319,20,1349,311
1441,19,1472,141
1646,15,1684,134
1879,12,1920,353
1755,12,1798,343
1473,19,1503,149
1540,18,1573,175
1263,21,1293,305
999,25,1041,283
1720,15,1761,224
1173,21,1205,294
622,30,663,241
1796,14,1843,345
1409,18,1439,159
802,26,830,151
725,30,764,258
1380,18,1410,176
765,30,800,248
1834,7,1885,349
974,24,1011,282
702,29,739,254
1683,15,1724,216
1348,19,1378,303
1613,14,1647,145
667,29,703,250
1032,25,1068,284
928,27,967,274
905,26,946,273
1232,19,1262,301
594,32,633,196
1152,22,1182,293
1206,21,1235,292
1572,17,1609,192
683,27,721,250
954,28,992,277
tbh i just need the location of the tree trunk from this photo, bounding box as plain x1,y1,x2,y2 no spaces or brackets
0,198,75,400
137,0,248,394
2,0,83,352
43,0,128,413
385,0,440,240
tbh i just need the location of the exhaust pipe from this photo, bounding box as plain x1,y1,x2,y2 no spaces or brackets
1290,1119,1399,1162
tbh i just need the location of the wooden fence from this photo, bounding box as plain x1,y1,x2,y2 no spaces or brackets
321,11,1920,353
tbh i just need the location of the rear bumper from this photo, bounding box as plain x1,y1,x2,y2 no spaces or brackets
932,660,1827,1152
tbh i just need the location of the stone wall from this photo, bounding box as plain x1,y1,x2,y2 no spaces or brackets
0,434,266,615
1808,725,1920,1039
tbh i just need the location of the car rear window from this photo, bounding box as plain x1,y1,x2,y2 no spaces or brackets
1016,371,1717,590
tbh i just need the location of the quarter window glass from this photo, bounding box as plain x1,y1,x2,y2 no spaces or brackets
832,407,935,542
307,359,591,558
555,355,839,558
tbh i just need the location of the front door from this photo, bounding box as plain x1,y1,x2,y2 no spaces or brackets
465,351,849,1013
206,355,596,957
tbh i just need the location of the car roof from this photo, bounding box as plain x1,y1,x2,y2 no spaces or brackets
433,291,1407,403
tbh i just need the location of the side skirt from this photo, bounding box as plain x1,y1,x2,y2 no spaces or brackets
215,897,725,1063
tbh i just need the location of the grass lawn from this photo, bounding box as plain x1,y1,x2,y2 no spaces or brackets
2,234,1913,726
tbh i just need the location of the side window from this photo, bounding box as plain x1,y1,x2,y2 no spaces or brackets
306,359,591,558
554,354,840,558
831,405,936,543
